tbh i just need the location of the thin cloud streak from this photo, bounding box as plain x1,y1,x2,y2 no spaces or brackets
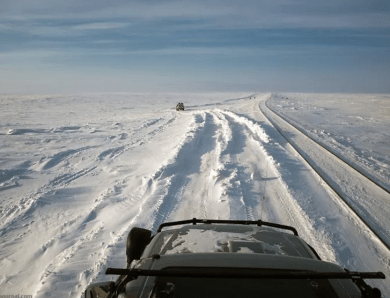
2,0,389,28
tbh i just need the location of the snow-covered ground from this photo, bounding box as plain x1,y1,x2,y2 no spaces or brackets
0,92,389,297
267,93,390,192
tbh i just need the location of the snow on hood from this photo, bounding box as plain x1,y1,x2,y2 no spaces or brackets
164,229,286,255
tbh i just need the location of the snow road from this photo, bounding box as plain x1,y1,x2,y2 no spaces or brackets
0,93,389,297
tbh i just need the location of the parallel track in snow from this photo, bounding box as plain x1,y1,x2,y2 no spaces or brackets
265,101,390,195
260,99,390,252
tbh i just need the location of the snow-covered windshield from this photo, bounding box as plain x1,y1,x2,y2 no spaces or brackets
165,229,286,255
159,227,312,258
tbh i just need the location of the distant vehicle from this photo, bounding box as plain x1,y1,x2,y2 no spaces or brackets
85,219,385,298
176,103,184,111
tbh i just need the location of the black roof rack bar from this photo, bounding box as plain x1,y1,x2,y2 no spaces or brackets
156,218,298,235
106,267,385,280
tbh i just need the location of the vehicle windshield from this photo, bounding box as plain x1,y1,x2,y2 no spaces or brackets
149,276,340,298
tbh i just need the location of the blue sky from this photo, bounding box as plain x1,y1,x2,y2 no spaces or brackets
1,0,389,93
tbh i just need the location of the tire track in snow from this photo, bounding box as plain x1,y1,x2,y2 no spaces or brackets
97,116,177,161
37,146,94,170
165,108,309,227
266,98,390,194
262,97,390,251
200,111,232,219
0,168,101,296
0,166,108,297
165,109,260,222
211,109,277,221
37,114,196,297
217,110,288,222
170,110,233,220
0,166,97,234
214,108,337,263
145,112,219,233
91,111,215,235
216,111,261,221
33,177,146,297
49,167,97,188
36,111,210,297
0,143,97,230
1,143,97,230
207,111,248,220
32,115,181,296
256,96,390,292
33,107,237,297
166,109,268,222
40,115,212,293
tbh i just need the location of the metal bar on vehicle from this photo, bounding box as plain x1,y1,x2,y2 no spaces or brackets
156,218,298,235
105,267,385,280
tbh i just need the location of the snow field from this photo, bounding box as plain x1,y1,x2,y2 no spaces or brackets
0,92,389,297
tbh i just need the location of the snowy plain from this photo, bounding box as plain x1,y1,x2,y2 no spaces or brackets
0,92,389,297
